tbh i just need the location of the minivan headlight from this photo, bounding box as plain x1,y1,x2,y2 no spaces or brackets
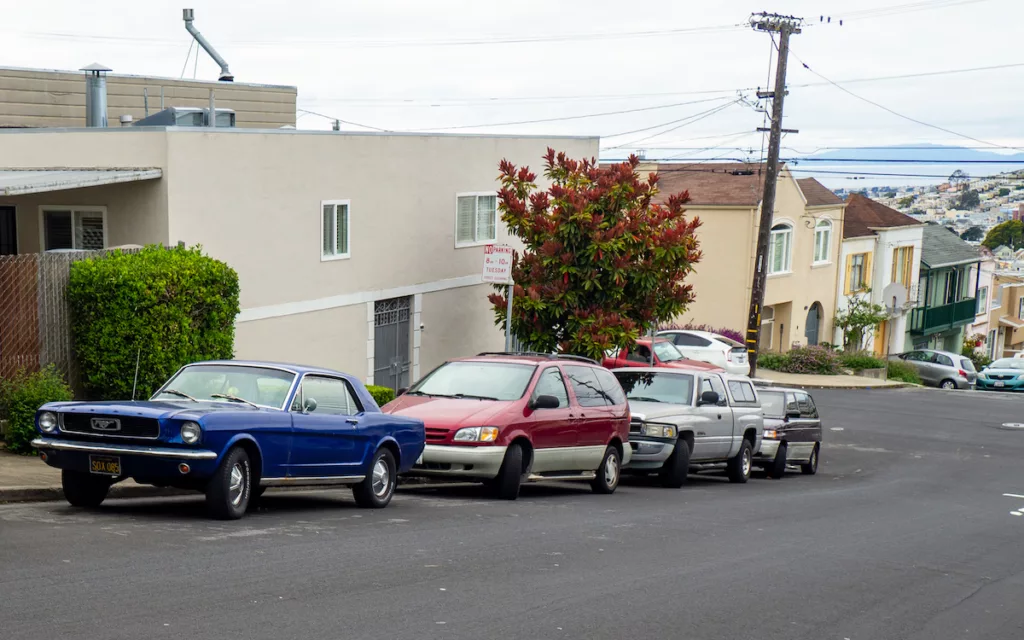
453,426,499,442
39,411,58,433
180,422,201,444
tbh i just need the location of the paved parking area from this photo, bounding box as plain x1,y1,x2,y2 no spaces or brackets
2,388,1024,639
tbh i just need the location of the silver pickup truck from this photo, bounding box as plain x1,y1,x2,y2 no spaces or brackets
612,367,764,487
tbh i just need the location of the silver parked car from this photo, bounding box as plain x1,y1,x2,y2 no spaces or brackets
888,349,977,389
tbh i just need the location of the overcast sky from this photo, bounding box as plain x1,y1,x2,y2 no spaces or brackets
2,0,1021,167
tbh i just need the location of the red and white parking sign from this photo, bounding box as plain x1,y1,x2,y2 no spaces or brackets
482,244,514,284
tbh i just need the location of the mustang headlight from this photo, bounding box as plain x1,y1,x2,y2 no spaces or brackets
453,426,499,442
180,421,202,445
641,423,676,438
39,411,58,433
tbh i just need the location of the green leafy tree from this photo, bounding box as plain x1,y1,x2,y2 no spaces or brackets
982,220,1024,250
897,195,916,208
998,187,1011,197
955,189,981,210
490,150,702,360
884,191,897,199
834,293,889,351
960,226,984,242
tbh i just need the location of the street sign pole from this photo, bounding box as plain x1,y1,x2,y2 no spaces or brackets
505,283,514,352
482,244,516,353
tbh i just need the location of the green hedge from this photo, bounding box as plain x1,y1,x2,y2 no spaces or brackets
757,352,789,371
68,245,240,400
0,366,73,454
839,351,887,372
887,360,922,385
367,385,396,407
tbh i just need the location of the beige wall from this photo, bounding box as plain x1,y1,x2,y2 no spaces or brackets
420,284,506,374
233,304,366,372
0,66,296,129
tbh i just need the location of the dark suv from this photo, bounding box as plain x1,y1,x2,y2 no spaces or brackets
382,353,631,499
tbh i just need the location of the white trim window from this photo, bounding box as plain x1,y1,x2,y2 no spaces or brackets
813,219,832,264
40,206,106,251
768,222,793,274
455,193,497,247
321,200,351,261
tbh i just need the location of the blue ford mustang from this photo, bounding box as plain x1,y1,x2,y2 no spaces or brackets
32,361,425,519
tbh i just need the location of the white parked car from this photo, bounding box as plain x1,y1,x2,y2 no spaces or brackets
656,329,750,376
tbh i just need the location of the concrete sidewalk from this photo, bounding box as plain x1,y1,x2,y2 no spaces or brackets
754,369,912,389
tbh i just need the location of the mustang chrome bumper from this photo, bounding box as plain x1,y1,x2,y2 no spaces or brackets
32,438,217,460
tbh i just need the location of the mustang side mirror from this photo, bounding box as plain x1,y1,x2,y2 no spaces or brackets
303,397,318,414
397,387,408,396
531,395,560,410
699,390,719,406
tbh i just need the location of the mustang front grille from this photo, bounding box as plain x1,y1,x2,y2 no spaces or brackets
60,413,160,439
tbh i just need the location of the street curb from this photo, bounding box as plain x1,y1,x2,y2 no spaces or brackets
752,378,915,390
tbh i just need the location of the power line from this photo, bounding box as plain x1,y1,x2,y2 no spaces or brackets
786,158,1024,164
601,100,745,148
791,51,1024,153
179,39,194,79
836,0,994,21
296,108,391,132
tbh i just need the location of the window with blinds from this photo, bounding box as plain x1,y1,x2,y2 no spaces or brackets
767,223,793,274
891,246,914,288
42,208,105,251
845,252,871,294
455,194,497,247
321,201,350,260
813,219,832,263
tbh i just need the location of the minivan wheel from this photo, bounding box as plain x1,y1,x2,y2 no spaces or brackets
206,446,251,520
801,444,820,475
493,443,524,500
940,379,957,390
591,446,621,494
727,439,752,484
62,470,112,508
659,441,690,488
765,443,787,479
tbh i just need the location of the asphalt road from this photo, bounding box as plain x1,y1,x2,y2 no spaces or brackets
3,388,1024,640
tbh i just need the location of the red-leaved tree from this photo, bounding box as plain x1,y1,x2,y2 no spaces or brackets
489,149,702,361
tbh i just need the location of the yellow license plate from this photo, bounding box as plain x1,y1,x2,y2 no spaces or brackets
89,455,121,476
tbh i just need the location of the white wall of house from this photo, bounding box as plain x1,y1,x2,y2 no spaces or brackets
833,236,876,349
968,258,996,351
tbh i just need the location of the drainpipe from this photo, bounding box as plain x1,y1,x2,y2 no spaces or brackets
183,9,234,81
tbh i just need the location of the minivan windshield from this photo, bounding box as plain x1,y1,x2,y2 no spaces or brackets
614,371,694,405
408,361,536,401
759,390,786,418
652,341,684,363
152,365,296,409
989,358,1024,370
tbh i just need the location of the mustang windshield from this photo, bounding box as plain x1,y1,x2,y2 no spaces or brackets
614,371,694,405
410,361,536,401
153,365,296,409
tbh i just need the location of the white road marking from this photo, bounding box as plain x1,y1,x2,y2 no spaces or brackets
1011,512,1022,517
830,427,844,431
1002,493,1024,499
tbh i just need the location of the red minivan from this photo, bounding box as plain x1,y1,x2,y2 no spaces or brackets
603,337,724,372
382,353,631,500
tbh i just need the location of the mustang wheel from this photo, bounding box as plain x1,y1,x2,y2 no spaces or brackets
727,439,752,484
206,446,252,520
591,445,621,494
765,442,788,479
801,444,820,475
353,448,396,508
659,440,690,488
62,470,111,508
493,443,525,500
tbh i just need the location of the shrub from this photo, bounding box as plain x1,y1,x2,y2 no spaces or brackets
887,360,922,385
68,245,240,400
660,322,744,345
839,351,887,372
781,346,841,375
0,366,73,454
367,385,396,407
756,352,789,371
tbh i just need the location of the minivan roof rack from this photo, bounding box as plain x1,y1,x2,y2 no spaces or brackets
475,351,599,365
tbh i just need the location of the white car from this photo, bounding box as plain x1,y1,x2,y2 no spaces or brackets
656,329,750,376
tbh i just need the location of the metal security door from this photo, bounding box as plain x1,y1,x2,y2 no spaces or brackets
374,297,411,391
804,302,821,346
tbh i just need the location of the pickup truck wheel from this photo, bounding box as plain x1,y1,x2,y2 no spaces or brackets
206,446,251,520
353,448,396,508
658,441,690,488
591,446,621,494
62,470,111,508
727,439,752,484
493,443,524,500
765,443,787,479
801,444,820,475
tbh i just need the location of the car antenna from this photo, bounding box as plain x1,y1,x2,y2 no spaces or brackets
131,347,141,401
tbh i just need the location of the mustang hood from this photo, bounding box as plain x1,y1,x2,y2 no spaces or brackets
42,400,261,421
383,395,514,429
628,400,698,422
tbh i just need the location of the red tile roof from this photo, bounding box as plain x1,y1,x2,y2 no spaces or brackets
649,162,767,206
796,178,843,206
843,193,922,239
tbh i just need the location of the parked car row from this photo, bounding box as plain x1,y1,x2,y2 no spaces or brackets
32,353,822,520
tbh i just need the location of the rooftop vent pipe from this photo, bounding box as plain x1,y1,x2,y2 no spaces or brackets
183,9,234,81
81,63,112,127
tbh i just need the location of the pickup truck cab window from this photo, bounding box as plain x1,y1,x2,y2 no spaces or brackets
727,380,757,404
699,375,729,406
627,345,651,363
614,371,695,405
533,367,570,408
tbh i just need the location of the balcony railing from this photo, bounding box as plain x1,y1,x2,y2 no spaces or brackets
909,298,977,335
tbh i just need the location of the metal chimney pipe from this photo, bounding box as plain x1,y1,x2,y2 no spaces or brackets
81,63,112,127
183,9,234,81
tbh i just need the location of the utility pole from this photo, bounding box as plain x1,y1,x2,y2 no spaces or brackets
745,12,802,378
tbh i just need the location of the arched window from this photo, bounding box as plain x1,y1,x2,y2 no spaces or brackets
768,222,793,274
813,219,832,264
